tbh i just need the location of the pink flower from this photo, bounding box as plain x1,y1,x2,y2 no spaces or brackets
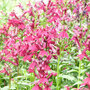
81,73,90,89
0,69,6,73
44,65,50,70
77,53,85,60
0,68,9,76
29,44,38,52
32,85,42,90
86,6,90,12
38,78,48,84
23,55,32,62
39,50,48,57
8,18,25,30
44,81,52,90
71,36,81,49
59,30,69,39
73,8,77,13
28,62,36,73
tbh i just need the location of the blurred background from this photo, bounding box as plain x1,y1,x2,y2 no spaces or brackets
0,0,49,26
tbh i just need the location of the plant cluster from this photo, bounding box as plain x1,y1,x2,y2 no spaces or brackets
0,0,90,90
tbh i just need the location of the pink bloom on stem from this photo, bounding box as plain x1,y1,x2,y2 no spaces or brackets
0,68,9,76
32,85,42,90
39,50,48,57
77,53,85,60
48,72,57,79
18,24,25,30
29,44,38,52
11,78,14,81
3,57,17,66
17,3,24,10
81,73,90,89
73,8,77,13
77,48,90,61
49,81,53,86
59,30,69,39
44,81,53,90
28,62,36,73
23,55,32,62
86,6,90,12
0,69,6,73
71,36,81,49
38,78,48,84
44,65,50,70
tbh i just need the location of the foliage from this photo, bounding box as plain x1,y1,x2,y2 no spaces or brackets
0,0,90,90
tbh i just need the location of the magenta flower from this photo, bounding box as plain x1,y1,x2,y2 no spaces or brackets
86,6,90,12
38,78,48,84
59,30,69,39
39,50,48,57
0,69,6,74
0,63,11,76
28,62,36,73
0,68,9,76
71,36,81,49
0,0,89,89
32,85,42,90
8,18,25,30
77,53,85,60
81,73,90,89
44,65,50,71
23,55,32,62
43,81,52,90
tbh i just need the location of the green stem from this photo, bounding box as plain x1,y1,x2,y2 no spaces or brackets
30,86,32,90
17,57,19,90
17,65,19,90
9,73,11,90
56,47,61,90
77,59,81,89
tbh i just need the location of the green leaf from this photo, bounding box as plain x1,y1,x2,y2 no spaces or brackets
67,70,78,73
59,74,76,81
73,81,82,86
1,86,9,90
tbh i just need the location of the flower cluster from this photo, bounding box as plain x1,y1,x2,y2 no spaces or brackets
0,0,90,89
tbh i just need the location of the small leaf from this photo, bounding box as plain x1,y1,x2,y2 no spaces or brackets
67,70,78,73
59,74,76,81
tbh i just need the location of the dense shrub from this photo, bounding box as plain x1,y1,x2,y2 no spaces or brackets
0,0,90,90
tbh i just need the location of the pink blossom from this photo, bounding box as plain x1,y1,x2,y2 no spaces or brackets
0,69,6,73
0,68,9,76
38,78,48,84
39,50,48,57
86,6,90,12
77,53,85,60
28,62,36,73
44,65,50,70
59,30,69,39
81,73,90,89
32,85,42,90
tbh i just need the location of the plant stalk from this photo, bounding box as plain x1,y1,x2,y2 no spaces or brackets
17,57,19,90
78,59,81,89
56,47,61,90
9,73,11,90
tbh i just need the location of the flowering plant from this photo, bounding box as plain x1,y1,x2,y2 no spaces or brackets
0,0,90,90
